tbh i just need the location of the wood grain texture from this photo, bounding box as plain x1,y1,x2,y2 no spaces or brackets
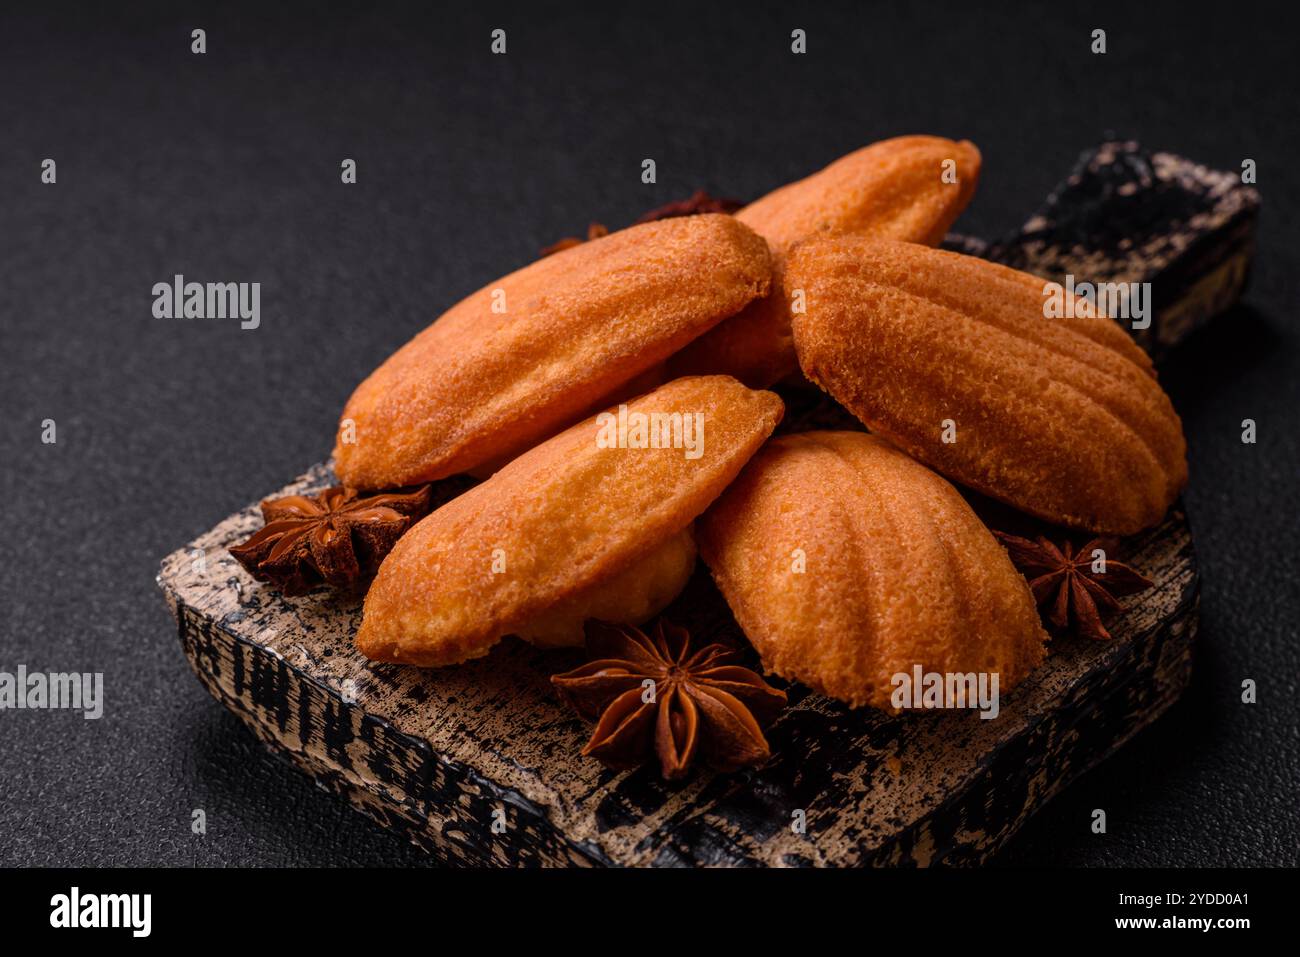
158,453,1197,867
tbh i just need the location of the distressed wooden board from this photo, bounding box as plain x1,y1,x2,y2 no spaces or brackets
157,142,1244,865
158,470,1197,867
944,140,1259,359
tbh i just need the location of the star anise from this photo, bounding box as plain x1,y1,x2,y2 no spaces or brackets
229,486,430,596
994,532,1154,641
552,619,786,780
633,189,745,223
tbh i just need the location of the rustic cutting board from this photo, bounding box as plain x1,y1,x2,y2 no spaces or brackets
158,143,1254,866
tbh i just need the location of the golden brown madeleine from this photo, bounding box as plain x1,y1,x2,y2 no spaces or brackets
790,239,1189,535
335,215,771,489
669,135,980,387
356,376,783,667
698,432,1048,710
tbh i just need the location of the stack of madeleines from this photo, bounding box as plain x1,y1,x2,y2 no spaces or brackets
343,134,1188,712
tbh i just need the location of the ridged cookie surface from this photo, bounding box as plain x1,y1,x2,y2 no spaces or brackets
356,376,784,667
335,215,771,489
669,136,980,387
790,239,1188,534
698,431,1048,710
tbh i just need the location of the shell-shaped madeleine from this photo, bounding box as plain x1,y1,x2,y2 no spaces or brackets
698,432,1048,710
335,215,771,489
790,239,1188,534
669,136,981,387
357,376,783,667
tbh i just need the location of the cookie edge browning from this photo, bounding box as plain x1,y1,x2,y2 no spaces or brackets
356,375,784,667
788,237,1189,535
334,214,772,489
698,431,1049,710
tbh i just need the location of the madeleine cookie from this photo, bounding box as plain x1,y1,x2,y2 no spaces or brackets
335,215,771,489
356,376,783,667
698,431,1048,710
790,239,1188,535
669,136,980,387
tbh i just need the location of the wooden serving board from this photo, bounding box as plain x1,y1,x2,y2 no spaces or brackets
160,468,1197,867
158,142,1252,866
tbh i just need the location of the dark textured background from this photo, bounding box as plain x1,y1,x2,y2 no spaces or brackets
1,1,1296,867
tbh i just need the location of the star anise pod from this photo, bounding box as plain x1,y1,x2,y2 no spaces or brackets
552,619,786,781
633,189,745,223
994,532,1154,641
229,486,431,596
